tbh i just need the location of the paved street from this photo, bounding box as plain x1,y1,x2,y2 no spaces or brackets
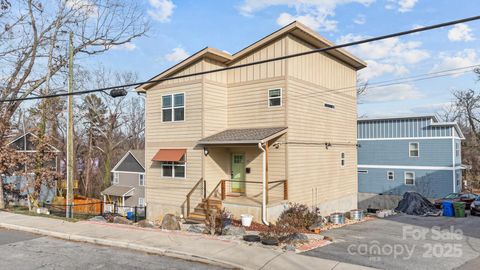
0,228,226,270
303,213,480,270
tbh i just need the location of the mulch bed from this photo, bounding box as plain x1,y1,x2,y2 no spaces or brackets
230,219,312,234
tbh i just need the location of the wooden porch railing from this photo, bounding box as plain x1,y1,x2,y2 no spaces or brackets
186,178,205,218
206,179,288,204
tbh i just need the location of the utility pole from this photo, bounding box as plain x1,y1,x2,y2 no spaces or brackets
66,31,74,218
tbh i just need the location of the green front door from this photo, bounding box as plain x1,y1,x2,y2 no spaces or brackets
231,153,246,193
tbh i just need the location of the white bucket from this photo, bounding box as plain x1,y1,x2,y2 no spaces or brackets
240,214,253,227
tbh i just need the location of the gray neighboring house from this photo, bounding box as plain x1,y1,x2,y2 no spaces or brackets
101,150,145,213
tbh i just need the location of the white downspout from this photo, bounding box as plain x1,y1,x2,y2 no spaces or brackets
258,142,269,225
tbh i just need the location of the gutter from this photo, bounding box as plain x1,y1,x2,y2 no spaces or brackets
258,142,269,225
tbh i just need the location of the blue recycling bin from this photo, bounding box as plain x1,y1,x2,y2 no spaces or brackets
127,211,134,220
442,201,454,217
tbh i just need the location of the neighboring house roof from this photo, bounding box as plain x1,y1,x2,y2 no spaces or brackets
7,132,61,153
198,127,287,144
357,115,438,122
101,185,135,197
136,21,366,91
111,149,145,173
357,115,465,139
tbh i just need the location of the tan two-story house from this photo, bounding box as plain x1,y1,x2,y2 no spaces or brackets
137,22,366,223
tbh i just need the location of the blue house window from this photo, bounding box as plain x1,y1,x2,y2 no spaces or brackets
405,172,415,185
387,171,394,181
456,142,460,157
409,142,419,157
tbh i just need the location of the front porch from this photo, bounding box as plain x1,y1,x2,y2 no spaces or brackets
186,127,289,223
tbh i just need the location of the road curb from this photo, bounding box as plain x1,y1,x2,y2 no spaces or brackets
0,222,246,270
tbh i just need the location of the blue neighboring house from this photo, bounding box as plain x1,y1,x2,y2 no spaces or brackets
357,115,465,208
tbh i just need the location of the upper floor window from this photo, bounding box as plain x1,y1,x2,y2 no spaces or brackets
268,89,282,107
341,152,345,167
409,142,419,157
387,171,394,181
162,93,184,122
112,173,119,184
456,142,460,157
139,174,145,186
405,172,415,185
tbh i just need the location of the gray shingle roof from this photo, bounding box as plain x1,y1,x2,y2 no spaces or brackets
198,127,287,144
129,149,145,168
101,185,135,197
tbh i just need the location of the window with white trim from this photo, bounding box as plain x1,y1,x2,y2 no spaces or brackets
405,172,415,185
268,89,282,107
161,155,186,178
387,171,394,181
409,142,419,157
341,152,346,167
456,142,460,157
162,93,184,122
138,197,145,207
112,173,119,184
139,174,145,186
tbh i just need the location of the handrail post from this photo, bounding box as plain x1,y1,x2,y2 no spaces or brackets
186,196,190,218
284,179,288,200
221,180,226,200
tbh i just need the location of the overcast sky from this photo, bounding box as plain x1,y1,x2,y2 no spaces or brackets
88,0,480,117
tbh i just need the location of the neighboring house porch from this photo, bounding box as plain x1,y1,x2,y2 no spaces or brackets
101,185,135,215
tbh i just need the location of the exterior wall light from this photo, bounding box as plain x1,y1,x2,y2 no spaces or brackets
203,147,209,156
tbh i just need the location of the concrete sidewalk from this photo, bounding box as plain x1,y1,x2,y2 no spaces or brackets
0,211,373,270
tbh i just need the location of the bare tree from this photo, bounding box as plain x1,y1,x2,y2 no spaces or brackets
0,0,149,140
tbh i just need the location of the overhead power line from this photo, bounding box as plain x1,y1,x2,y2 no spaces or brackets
1,15,480,103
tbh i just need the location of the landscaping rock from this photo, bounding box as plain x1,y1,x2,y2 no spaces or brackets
113,216,133,225
89,216,107,222
308,221,323,231
222,225,246,236
136,219,155,228
161,214,181,230
282,232,309,244
186,224,206,234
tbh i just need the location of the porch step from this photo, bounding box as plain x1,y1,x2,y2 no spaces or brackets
186,198,223,223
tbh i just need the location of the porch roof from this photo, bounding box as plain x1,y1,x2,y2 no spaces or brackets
198,127,287,145
101,185,135,197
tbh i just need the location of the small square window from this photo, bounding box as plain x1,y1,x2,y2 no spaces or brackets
409,142,419,157
162,164,173,177
387,171,394,181
341,152,346,167
405,172,415,185
268,89,282,107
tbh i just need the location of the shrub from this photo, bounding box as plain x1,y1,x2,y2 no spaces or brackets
205,208,231,235
276,203,320,230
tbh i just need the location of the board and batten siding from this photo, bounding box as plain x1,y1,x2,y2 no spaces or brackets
357,117,453,139
285,34,358,211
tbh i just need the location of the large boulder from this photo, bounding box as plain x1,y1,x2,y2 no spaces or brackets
136,219,156,228
222,225,246,236
161,214,181,230
113,216,133,225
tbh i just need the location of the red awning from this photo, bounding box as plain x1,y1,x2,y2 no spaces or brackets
152,149,186,162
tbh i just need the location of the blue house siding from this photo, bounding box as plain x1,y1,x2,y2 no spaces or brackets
357,116,464,200
358,167,454,198
358,139,453,167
